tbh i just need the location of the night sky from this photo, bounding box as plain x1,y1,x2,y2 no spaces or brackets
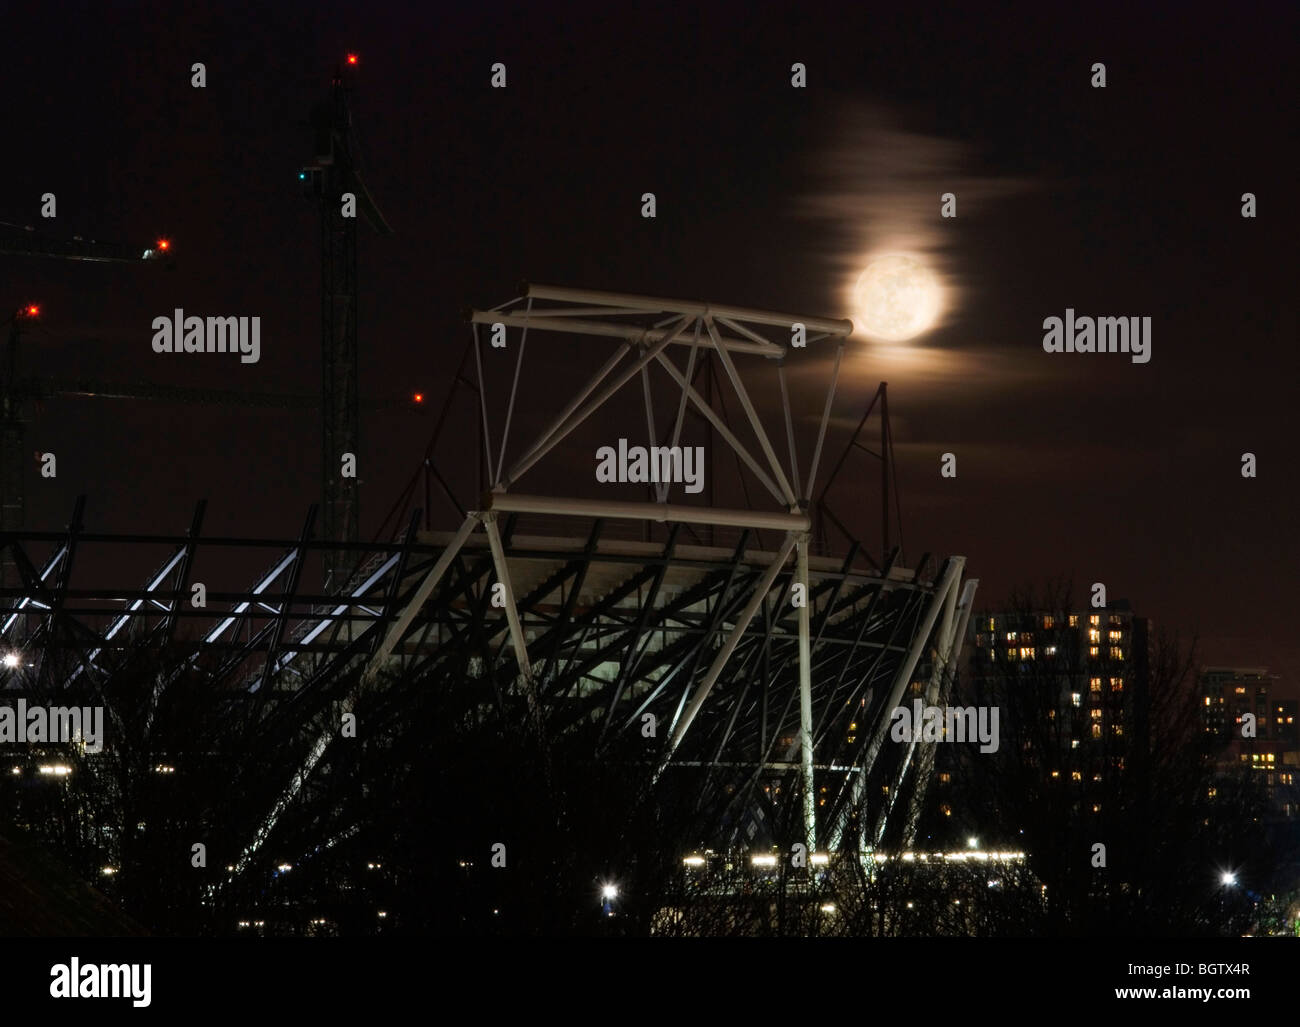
4,2,1296,685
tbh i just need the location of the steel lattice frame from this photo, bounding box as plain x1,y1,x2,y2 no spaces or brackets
0,284,977,878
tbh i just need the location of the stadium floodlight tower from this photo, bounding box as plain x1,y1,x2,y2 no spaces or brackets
359,282,978,854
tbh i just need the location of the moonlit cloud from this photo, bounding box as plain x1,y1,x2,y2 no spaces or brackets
795,99,1034,338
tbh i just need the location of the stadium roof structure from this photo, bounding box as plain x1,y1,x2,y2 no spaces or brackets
0,284,978,880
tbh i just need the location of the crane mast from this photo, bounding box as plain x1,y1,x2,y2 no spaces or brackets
301,58,392,591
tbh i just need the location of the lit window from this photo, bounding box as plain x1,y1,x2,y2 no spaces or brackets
1091,803,1101,813
1042,615,1054,629
1089,646,1099,658
1090,709,1102,720
1092,773,1102,782
1110,646,1124,660
1044,645,1057,657
1068,615,1079,627
1088,628,1101,643
1071,739,1080,749
986,618,995,631
1204,696,1211,707
1108,630,1123,641
1050,770,1060,779
1071,771,1082,781
1089,615,1100,626
1091,724,1101,739
938,773,950,784
1071,693,1082,707
1020,647,1036,660
1005,632,1017,642
1090,677,1102,693
1111,724,1122,736
1110,677,1123,692
1007,648,1016,660
1235,687,1246,695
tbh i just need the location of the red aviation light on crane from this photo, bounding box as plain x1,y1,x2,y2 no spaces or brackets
157,238,170,252
346,54,359,65
22,304,40,318
412,392,424,404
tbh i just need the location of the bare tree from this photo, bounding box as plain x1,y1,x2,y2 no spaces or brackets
936,583,1269,936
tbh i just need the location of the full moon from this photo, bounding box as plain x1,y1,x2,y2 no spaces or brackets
851,255,941,341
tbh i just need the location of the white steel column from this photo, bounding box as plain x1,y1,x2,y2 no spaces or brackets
858,557,965,787
363,510,481,683
482,512,542,724
870,574,977,847
825,556,966,851
797,534,816,851
662,531,798,767
899,577,980,847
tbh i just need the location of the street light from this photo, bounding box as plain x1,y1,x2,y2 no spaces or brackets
1221,871,1237,887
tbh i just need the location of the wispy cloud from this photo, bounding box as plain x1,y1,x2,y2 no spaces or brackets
795,98,1034,334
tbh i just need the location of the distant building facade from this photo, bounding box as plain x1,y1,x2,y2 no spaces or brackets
1200,666,1298,819
928,601,1153,828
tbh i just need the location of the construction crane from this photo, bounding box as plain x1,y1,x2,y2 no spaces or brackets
300,54,393,590
0,221,173,264
14,369,417,411
0,333,424,594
